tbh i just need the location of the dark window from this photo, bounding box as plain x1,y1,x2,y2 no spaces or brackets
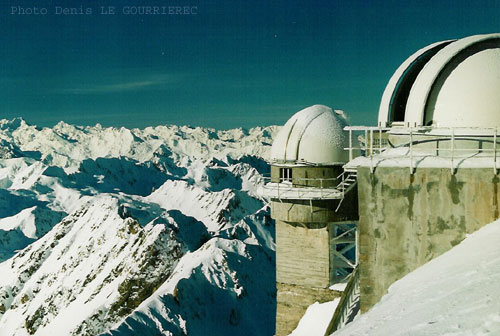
279,168,292,182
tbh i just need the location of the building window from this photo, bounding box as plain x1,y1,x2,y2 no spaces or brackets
280,168,292,182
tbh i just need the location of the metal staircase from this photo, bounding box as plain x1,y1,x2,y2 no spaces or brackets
335,170,357,195
324,266,360,335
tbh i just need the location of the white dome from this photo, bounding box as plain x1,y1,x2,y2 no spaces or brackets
270,105,349,164
378,40,453,125
379,33,500,128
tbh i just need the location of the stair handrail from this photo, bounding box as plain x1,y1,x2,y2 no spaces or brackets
324,265,360,335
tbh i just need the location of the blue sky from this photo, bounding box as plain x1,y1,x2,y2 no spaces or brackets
1,0,500,129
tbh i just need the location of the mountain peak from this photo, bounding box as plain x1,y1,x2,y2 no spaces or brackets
0,117,29,131
0,119,276,336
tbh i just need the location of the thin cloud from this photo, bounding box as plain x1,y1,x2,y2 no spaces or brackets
55,75,177,94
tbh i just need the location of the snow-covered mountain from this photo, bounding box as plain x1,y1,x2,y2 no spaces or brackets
0,118,278,336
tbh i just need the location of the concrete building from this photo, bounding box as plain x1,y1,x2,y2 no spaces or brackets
262,105,359,335
349,33,500,312
262,33,500,334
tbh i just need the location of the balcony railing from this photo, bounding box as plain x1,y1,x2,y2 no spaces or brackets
260,177,342,200
259,170,357,201
345,126,500,174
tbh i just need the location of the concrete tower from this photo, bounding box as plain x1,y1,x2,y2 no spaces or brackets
348,33,500,312
263,105,359,335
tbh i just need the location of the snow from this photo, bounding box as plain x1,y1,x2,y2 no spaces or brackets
146,180,264,232
0,118,277,172
305,108,347,149
0,118,277,335
334,218,500,336
291,299,340,336
104,237,275,336
3,116,500,336
329,283,347,292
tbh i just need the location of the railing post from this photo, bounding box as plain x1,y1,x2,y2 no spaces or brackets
451,128,455,174
349,129,353,162
494,128,497,174
342,172,345,196
370,129,374,157
409,127,413,174
364,129,368,156
378,128,382,153
320,178,323,199
277,180,280,199
355,225,359,266
370,129,374,173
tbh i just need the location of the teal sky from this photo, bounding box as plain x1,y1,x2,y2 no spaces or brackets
2,0,500,129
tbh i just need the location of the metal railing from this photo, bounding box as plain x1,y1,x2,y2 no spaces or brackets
260,176,341,200
345,126,391,162
324,266,360,335
259,170,357,200
345,126,500,175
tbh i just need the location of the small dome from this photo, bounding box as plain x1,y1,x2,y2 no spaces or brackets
270,105,349,165
379,33,500,128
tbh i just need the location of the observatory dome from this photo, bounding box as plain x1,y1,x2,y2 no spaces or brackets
270,105,349,165
379,33,500,128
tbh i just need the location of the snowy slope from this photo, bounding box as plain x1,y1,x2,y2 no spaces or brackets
0,118,278,336
334,219,500,336
103,236,275,336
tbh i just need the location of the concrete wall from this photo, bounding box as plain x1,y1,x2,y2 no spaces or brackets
276,220,330,287
271,193,358,224
357,166,500,312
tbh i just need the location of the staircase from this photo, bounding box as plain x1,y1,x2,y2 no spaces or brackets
324,266,360,335
335,170,358,195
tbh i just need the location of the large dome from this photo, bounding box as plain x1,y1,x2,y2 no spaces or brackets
379,33,500,128
270,105,349,165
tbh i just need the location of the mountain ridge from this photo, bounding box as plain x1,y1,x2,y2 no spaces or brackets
0,118,277,335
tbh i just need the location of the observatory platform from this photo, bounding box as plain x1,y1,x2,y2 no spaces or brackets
262,32,500,335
